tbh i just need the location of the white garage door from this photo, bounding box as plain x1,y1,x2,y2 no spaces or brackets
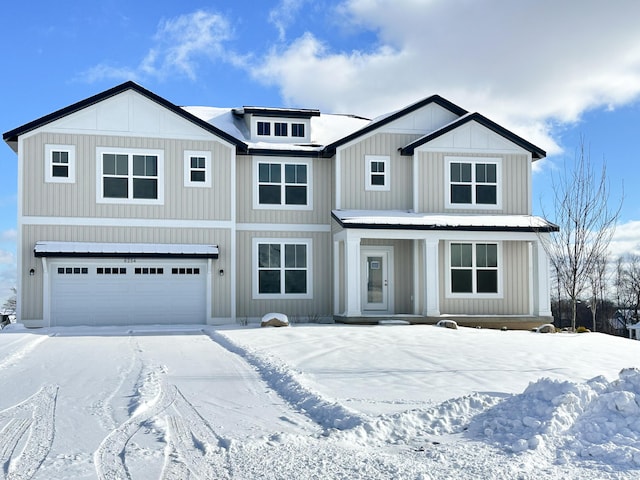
50,259,207,327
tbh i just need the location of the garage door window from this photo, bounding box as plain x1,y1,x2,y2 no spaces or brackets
97,267,127,275
172,267,200,275
57,267,88,274
135,267,164,275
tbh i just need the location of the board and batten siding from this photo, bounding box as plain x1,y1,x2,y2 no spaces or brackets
416,152,531,215
236,155,332,225
339,132,421,210
21,224,232,322
438,240,530,316
235,230,332,320
22,133,233,220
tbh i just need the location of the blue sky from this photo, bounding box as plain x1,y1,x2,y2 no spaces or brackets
1,0,640,305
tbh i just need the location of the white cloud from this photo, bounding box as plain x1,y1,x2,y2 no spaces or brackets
269,0,307,41
250,0,640,155
608,220,640,259
81,10,235,83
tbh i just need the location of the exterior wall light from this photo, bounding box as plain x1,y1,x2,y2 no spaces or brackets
219,269,224,276
29,268,35,276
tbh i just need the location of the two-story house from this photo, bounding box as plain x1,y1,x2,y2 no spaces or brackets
3,81,557,329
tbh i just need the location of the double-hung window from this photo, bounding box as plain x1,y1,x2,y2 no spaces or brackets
449,242,499,295
97,147,164,204
184,151,211,187
254,239,311,298
365,155,390,191
447,157,500,208
256,159,310,208
45,144,75,183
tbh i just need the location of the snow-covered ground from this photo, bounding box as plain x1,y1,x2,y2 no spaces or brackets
0,323,639,479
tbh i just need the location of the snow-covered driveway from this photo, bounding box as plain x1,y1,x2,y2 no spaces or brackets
0,329,322,479
1,323,640,479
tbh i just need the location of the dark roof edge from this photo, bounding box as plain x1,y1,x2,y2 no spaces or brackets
400,112,546,159
34,251,219,259
331,211,559,233
233,107,321,118
321,95,468,157
3,81,248,152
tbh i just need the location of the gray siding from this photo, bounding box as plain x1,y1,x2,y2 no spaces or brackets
416,152,531,214
236,230,332,319
438,240,530,315
236,155,332,224
21,224,232,322
22,133,233,220
339,132,421,210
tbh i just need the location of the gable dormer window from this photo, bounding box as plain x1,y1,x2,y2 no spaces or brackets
291,123,305,137
257,121,271,136
274,122,288,137
365,155,390,191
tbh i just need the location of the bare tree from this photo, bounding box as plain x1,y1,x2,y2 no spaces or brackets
587,253,608,332
2,287,16,315
542,138,621,331
623,254,640,322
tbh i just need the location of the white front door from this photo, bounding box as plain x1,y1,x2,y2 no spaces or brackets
361,248,393,313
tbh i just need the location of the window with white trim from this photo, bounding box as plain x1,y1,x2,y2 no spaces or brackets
184,151,211,187
291,123,305,137
97,147,164,204
45,144,75,183
256,159,310,208
365,155,390,191
449,242,499,295
446,157,500,208
257,121,271,136
254,239,311,298
274,122,288,137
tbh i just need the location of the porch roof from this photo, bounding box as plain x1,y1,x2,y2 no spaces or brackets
331,210,559,232
34,241,219,258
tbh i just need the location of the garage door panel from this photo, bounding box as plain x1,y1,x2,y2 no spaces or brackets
50,260,207,327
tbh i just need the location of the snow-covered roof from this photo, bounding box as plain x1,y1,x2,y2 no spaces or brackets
332,210,558,232
182,106,370,152
34,241,219,258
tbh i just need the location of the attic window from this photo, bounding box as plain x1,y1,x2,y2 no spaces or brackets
274,122,288,136
257,121,271,136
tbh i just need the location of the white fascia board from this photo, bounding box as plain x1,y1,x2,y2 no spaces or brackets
335,228,541,242
21,216,234,229
236,223,330,232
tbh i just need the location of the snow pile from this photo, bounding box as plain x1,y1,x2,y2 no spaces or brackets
469,369,640,467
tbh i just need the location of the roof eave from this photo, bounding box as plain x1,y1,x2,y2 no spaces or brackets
322,94,468,156
2,81,248,152
400,112,546,160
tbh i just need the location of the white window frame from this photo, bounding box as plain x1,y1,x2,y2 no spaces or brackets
253,157,313,210
445,156,502,209
446,241,503,298
45,144,76,183
96,147,164,205
252,238,313,299
251,117,311,142
183,150,211,188
365,155,390,191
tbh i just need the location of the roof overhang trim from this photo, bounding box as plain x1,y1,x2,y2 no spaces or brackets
34,241,219,259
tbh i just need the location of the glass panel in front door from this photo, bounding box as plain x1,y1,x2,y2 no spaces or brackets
367,256,384,304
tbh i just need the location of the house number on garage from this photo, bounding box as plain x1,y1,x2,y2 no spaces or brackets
124,258,137,263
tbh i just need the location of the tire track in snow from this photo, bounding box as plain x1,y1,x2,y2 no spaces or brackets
0,385,58,480
162,388,230,480
207,330,368,431
93,376,177,480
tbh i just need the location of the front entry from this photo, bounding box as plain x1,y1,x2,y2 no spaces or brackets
361,247,393,313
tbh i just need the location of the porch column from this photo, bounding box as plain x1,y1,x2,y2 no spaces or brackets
423,239,440,317
345,236,362,316
41,258,50,327
533,237,552,317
